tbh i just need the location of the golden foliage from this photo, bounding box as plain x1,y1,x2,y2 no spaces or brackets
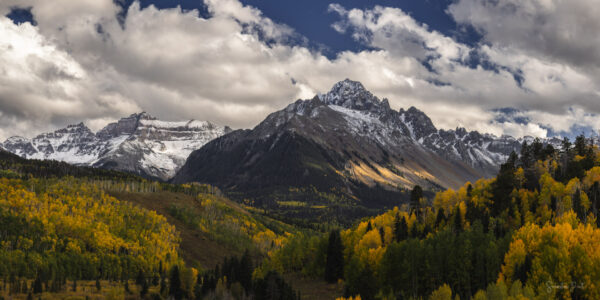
0,177,180,276
429,284,453,300
500,219,600,298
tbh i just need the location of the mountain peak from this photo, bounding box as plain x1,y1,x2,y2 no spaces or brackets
331,78,367,93
51,122,94,137
319,79,384,112
131,111,157,121
4,136,29,144
68,122,86,127
399,106,437,140
63,122,91,131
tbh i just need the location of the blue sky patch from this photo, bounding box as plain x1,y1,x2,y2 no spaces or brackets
6,7,36,26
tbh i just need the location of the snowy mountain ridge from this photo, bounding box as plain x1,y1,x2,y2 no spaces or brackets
314,79,522,177
1,79,574,186
0,112,231,180
316,79,576,177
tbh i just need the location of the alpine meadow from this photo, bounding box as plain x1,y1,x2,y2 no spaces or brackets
2,0,600,299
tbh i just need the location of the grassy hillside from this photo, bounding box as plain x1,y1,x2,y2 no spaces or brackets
110,189,296,269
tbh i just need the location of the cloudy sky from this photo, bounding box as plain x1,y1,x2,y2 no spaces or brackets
1,0,600,140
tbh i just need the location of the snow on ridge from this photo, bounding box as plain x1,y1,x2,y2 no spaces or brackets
327,104,400,146
2,113,229,180
5,136,29,143
139,119,214,130
328,105,381,125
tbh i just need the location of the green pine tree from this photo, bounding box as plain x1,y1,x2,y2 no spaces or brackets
169,265,183,300
33,274,42,294
325,230,344,283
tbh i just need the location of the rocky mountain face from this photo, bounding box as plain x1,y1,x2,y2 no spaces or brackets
0,112,230,180
172,79,524,204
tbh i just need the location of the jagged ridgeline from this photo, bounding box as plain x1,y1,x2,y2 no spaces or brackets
259,136,600,299
1,113,231,181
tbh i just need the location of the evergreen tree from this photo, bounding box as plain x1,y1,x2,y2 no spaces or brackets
515,253,532,285
240,250,253,293
160,275,167,295
520,141,532,167
169,265,183,300
492,151,517,215
453,206,463,233
551,196,558,214
33,274,42,294
325,230,344,283
573,189,585,220
140,279,149,298
22,280,28,293
544,144,555,158
421,223,431,239
394,216,408,241
411,185,423,219
393,214,401,240
531,138,544,161
136,270,145,286
356,265,377,300
575,135,587,156
254,271,299,300
465,200,479,224
410,222,419,238
435,208,446,229
562,137,572,154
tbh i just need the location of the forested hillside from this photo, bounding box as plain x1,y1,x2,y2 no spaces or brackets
258,136,600,299
0,149,302,299
0,177,180,279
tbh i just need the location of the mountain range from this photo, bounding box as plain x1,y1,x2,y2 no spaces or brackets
172,80,532,202
2,79,568,196
0,112,230,180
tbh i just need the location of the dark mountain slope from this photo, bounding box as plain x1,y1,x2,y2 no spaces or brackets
173,80,518,221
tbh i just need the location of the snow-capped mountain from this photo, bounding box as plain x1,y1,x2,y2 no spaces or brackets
2,123,101,165
0,112,231,180
173,79,522,196
319,80,523,178
317,79,525,179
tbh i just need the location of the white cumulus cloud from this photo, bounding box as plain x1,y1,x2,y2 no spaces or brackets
0,0,598,141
